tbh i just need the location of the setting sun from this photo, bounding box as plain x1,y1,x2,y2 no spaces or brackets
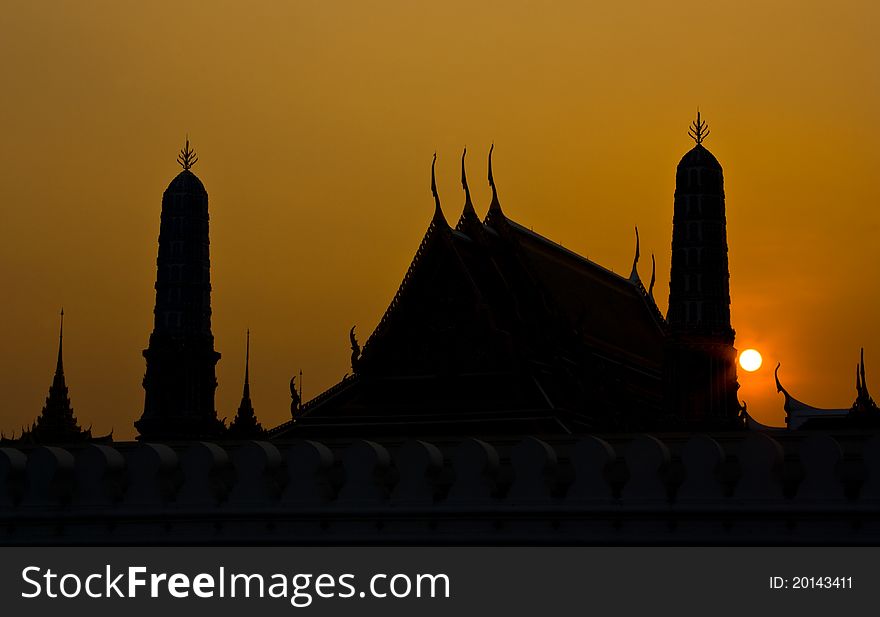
739,349,763,372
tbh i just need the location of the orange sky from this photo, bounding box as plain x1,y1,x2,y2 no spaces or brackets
1,1,879,439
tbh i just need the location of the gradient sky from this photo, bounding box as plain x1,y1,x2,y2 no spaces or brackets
1,1,879,439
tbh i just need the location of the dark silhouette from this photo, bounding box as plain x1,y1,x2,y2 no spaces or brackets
349,326,361,372
271,114,743,439
274,129,728,438
18,310,108,444
136,139,224,440
289,373,302,417
665,112,741,427
5,115,880,547
775,349,880,429
227,330,265,438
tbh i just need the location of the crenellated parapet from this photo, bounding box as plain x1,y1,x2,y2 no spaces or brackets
2,432,880,545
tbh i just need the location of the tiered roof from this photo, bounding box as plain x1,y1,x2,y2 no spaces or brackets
271,148,669,438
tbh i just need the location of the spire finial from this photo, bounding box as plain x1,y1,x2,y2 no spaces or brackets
860,347,867,393
857,362,863,395
244,329,250,387
629,226,641,281
649,253,656,298
688,109,709,145
56,307,65,375
177,135,198,171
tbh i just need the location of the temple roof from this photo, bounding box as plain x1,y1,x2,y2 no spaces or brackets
272,157,669,437
504,219,666,365
775,362,859,429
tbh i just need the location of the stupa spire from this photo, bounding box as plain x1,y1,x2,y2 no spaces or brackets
137,139,222,440
25,309,93,443
243,328,251,396
228,329,263,438
668,109,740,426
55,307,64,376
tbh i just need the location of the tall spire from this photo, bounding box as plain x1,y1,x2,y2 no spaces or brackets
243,328,251,397
688,110,710,145
56,307,64,376
851,347,880,417
138,139,222,441
26,309,92,444
228,329,263,438
430,152,449,227
668,109,739,426
649,254,656,298
861,347,867,392
50,307,67,394
857,347,869,398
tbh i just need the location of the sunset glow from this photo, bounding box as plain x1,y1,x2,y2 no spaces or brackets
739,349,763,373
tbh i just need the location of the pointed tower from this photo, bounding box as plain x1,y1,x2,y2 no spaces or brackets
29,310,92,443
228,330,264,438
666,112,740,426
136,139,224,440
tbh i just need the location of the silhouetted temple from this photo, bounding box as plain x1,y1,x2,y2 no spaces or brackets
7,118,880,549
272,117,742,439
18,311,103,444
773,350,880,430
136,140,224,440
227,331,265,439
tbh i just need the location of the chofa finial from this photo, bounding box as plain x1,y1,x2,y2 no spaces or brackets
486,142,505,218
461,147,470,202
177,136,198,171
488,143,496,191
431,152,439,201
688,110,710,145
629,226,641,281
430,152,448,225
